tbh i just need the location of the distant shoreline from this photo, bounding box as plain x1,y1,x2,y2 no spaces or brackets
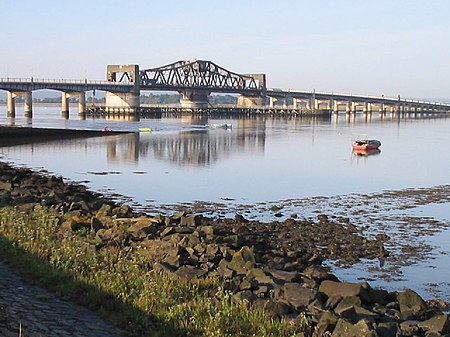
0,102,93,107
0,125,130,146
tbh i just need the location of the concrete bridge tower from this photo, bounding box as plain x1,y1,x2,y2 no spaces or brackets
179,89,211,109
237,74,267,107
105,65,140,112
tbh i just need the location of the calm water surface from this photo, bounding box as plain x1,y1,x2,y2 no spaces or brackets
1,106,449,300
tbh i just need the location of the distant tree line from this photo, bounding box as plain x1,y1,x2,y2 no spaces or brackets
140,93,237,105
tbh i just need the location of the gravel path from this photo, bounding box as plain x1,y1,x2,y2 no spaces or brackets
0,261,123,337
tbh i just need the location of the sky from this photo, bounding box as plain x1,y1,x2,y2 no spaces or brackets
1,0,450,99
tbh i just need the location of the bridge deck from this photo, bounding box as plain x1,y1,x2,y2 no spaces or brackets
1,78,450,111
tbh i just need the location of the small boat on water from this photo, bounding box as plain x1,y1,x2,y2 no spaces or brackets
352,139,381,151
210,123,232,130
138,127,153,133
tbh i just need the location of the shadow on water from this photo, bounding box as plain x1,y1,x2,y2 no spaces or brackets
0,235,196,337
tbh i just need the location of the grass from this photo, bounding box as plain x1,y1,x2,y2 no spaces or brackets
0,205,310,337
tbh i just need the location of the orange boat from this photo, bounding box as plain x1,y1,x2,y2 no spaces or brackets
352,139,381,151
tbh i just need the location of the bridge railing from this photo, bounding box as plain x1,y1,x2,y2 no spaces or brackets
0,78,132,86
270,89,449,107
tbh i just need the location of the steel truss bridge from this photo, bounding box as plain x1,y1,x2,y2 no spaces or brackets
1,59,450,117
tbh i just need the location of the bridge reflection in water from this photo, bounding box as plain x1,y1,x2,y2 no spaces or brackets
3,113,446,168
105,119,267,165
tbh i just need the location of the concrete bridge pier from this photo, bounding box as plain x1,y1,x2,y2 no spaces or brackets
105,91,140,112
179,90,210,109
77,92,86,117
7,91,16,117
326,99,334,111
237,95,266,107
61,92,70,119
333,100,339,113
6,91,33,118
345,101,355,114
363,102,372,114
268,96,276,108
309,96,319,110
61,91,87,117
23,91,32,118
292,98,298,109
305,99,311,110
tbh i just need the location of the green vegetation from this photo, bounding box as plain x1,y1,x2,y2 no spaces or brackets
0,206,308,337
140,93,180,105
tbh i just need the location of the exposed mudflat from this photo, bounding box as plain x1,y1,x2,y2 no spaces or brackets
140,185,450,300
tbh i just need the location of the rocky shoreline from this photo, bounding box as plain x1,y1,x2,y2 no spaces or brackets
1,160,450,336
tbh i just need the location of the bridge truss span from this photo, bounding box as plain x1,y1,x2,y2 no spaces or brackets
139,60,264,94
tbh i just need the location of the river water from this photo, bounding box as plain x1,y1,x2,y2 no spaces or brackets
1,105,449,300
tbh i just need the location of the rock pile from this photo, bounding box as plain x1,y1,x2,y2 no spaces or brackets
1,161,449,336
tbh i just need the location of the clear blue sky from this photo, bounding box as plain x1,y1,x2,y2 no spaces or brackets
1,0,449,98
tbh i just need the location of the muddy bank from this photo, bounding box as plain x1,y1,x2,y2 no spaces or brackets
0,125,129,146
1,161,450,336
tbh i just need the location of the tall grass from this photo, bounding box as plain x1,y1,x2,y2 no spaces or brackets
0,206,309,336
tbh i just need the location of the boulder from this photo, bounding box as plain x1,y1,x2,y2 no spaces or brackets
317,214,329,222
320,280,371,303
223,234,241,248
234,214,249,224
239,278,255,291
160,227,175,237
283,282,318,310
354,306,378,319
227,246,255,274
175,265,207,280
261,300,291,320
61,216,91,232
368,288,391,305
326,295,343,310
200,225,215,237
180,215,202,227
153,262,176,274
16,202,37,213
331,319,377,337
216,261,234,279
316,311,339,336
268,269,299,283
152,214,165,224
418,314,450,335
90,217,104,232
375,322,398,337
173,226,196,235
0,181,12,191
138,240,175,260
112,205,132,217
399,320,420,336
162,246,190,268
303,265,339,283
205,243,220,256
127,220,157,239
246,268,274,285
232,290,257,306
172,210,187,220
397,289,426,319
334,296,361,319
